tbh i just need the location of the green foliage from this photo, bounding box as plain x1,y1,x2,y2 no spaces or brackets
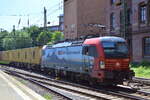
36,31,52,46
2,30,32,50
131,66,150,78
51,31,64,43
140,60,150,66
26,26,42,46
0,26,64,51
43,93,52,100
3,37,16,50
0,31,8,50
130,63,139,68
131,61,150,78
131,60,150,68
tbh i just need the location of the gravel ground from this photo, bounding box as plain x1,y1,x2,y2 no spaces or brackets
12,76,69,100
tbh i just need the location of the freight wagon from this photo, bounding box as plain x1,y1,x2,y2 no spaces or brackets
0,47,42,69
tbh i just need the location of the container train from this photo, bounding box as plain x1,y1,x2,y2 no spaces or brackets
0,36,134,85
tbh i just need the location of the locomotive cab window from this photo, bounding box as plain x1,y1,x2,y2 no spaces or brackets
82,45,97,57
143,37,150,56
102,41,129,58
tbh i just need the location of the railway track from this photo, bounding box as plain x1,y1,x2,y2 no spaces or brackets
123,77,150,94
0,67,120,100
133,77,150,85
0,66,150,100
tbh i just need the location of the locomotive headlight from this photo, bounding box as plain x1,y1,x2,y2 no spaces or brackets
100,61,105,69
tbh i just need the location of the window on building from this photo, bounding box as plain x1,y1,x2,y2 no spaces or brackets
139,4,147,24
127,9,131,25
110,0,115,5
64,0,68,2
110,13,115,31
144,37,150,56
148,1,150,24
120,11,123,32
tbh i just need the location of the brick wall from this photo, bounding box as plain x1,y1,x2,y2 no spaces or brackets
64,0,78,39
64,0,150,62
64,0,108,39
132,0,150,62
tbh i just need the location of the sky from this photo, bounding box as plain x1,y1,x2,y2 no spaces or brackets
0,0,63,32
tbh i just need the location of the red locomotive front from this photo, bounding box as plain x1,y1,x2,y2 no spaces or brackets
83,36,134,85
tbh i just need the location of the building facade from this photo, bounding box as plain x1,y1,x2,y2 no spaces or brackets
64,0,150,62
64,0,108,39
47,14,64,32
47,25,60,31
59,14,64,32
132,0,150,62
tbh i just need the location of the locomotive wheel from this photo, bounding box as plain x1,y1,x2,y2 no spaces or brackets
70,73,76,82
88,78,98,87
54,70,61,80
75,76,80,83
89,81,94,86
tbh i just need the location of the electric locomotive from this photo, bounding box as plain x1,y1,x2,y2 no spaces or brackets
41,36,134,85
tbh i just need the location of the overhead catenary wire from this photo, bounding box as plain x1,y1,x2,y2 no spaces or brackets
35,2,63,27
0,11,43,17
31,0,63,26
0,0,63,30
46,0,63,26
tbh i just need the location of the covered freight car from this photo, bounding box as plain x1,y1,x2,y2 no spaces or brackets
0,47,42,69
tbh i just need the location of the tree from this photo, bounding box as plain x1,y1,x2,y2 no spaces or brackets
36,31,52,46
51,31,64,43
0,26,64,51
0,30,8,50
2,38,16,50
27,26,42,46
14,31,32,49
2,30,32,50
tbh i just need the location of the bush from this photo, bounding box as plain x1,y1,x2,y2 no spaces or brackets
131,66,150,78
131,60,150,68
130,62,140,68
140,60,150,67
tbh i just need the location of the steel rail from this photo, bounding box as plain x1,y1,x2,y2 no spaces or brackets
1,67,150,100
3,70,72,100
133,77,150,85
3,70,111,100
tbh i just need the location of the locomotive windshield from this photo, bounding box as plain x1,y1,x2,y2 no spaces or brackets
102,41,129,58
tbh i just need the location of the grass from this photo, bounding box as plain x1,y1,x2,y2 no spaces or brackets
131,64,150,78
43,93,52,100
